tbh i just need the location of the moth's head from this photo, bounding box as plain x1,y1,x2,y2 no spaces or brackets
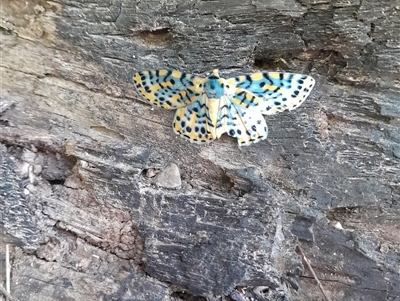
210,69,220,77
204,69,224,98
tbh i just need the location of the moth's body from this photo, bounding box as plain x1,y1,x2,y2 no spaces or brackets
133,69,315,146
204,71,225,133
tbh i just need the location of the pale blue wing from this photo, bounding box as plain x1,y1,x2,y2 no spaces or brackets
133,70,204,109
226,72,315,115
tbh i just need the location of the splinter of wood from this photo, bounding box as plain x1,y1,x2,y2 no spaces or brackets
0,284,18,301
296,244,332,301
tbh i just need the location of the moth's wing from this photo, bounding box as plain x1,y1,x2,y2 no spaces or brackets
173,94,216,144
133,70,204,109
226,72,315,115
216,96,268,146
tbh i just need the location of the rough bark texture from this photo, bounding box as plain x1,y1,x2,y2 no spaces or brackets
1,0,399,300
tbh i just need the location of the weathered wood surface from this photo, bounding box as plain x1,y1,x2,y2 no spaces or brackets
1,0,399,300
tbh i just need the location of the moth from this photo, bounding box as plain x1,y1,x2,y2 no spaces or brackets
133,69,315,146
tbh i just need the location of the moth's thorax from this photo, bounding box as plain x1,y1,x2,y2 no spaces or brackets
204,70,225,99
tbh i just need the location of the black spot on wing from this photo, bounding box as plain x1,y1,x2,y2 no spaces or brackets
180,73,186,83
164,70,172,81
262,73,273,85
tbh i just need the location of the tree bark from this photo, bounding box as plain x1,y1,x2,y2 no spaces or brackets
1,0,399,300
